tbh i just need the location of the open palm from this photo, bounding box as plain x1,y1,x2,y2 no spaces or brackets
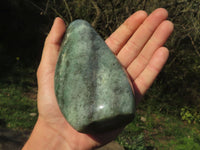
23,8,173,150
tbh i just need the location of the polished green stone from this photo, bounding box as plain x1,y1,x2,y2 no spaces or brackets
55,20,135,134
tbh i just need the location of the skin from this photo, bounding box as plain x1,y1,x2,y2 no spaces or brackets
22,8,174,150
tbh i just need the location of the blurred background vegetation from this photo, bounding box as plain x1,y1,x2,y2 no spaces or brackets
0,0,200,149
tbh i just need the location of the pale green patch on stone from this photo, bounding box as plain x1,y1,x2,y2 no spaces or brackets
55,20,135,134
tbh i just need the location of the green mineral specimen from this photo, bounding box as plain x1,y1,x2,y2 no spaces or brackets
55,20,135,134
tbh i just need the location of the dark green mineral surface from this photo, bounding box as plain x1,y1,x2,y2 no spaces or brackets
55,20,135,134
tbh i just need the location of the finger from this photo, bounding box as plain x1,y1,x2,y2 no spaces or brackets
127,20,174,80
117,8,168,68
37,17,66,86
105,10,147,54
37,18,66,115
132,47,169,96
40,17,66,68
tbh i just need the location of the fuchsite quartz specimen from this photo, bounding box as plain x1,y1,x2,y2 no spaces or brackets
54,19,135,134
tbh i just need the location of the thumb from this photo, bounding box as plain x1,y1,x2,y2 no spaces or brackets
37,17,66,87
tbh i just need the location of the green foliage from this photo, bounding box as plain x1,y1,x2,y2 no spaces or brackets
180,107,200,124
117,133,146,150
116,115,146,150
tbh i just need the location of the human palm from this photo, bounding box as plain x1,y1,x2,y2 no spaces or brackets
23,8,173,150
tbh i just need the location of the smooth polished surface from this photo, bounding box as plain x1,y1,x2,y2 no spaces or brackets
55,20,135,134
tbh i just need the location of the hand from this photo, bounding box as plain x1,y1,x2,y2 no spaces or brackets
106,8,173,103
23,8,173,150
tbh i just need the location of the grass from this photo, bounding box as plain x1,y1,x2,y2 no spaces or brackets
0,84,38,129
116,107,200,150
0,65,38,130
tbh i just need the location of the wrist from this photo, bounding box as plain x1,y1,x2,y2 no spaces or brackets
22,117,70,150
